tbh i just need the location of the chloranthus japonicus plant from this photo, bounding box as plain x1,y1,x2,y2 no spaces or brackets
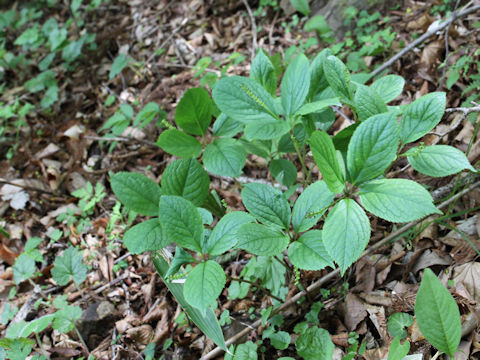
109,49,475,350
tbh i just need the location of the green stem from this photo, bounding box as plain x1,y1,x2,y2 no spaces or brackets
290,130,308,186
74,324,91,356
35,333,49,357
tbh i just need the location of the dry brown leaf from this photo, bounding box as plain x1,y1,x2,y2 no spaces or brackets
345,293,368,331
454,262,480,303
126,324,153,344
412,249,452,273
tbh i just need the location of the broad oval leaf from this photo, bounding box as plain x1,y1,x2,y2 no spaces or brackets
156,128,202,158
415,268,461,357
184,260,226,313
288,230,334,270
388,313,414,339
152,254,227,351
123,218,168,254
347,112,399,185
370,75,405,103
244,118,290,140
406,145,475,177
323,199,370,275
212,76,278,123
290,0,310,15
236,223,289,256
323,55,353,102
241,183,291,229
203,138,246,177
359,179,441,223
387,337,410,360
205,211,255,256
251,49,277,95
111,172,161,216
161,158,210,206
308,48,331,100
309,130,345,193
212,113,244,137
175,87,213,136
281,53,310,117
295,97,340,116
269,159,297,187
291,180,335,233
158,195,204,253
400,92,446,144
354,84,387,122
295,326,334,360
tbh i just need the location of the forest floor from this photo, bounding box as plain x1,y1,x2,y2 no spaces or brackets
0,0,480,359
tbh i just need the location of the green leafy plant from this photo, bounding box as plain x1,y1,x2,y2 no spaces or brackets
109,49,476,354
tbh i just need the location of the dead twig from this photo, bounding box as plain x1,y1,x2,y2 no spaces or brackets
371,3,480,77
241,0,258,62
201,179,480,360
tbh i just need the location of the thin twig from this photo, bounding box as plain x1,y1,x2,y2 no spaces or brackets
0,179,57,196
241,0,258,61
371,3,480,77
84,134,158,148
201,180,480,360
146,17,189,65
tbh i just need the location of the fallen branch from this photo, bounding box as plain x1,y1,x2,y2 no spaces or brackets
241,0,258,62
371,3,480,77
201,179,480,359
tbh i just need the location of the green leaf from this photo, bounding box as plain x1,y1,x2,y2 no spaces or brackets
1,303,18,325
52,305,82,333
323,199,370,275
288,230,334,270
388,313,414,339
205,211,254,256
346,112,399,185
226,341,258,360
161,158,210,207
212,76,278,123
241,183,291,229
6,314,55,338
415,268,461,357
203,138,246,177
156,129,202,158
152,254,226,351
354,84,388,122
359,179,441,222
309,130,345,193
13,254,35,284
295,326,334,360
111,172,161,216
236,223,289,256
212,113,244,137
158,195,204,253
388,337,410,360
244,118,290,140
406,145,475,177
134,102,161,128
109,54,130,79
184,260,226,313
123,219,168,254
164,246,195,278
295,97,340,116
49,27,67,51
370,75,405,103
267,331,291,350
281,53,310,116
51,246,87,286
175,88,213,136
332,122,360,153
400,92,446,144
323,55,353,102
290,0,310,16
308,48,331,100
269,159,297,187
251,49,277,95
291,180,335,233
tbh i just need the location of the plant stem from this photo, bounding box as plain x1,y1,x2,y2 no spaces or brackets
35,332,49,357
290,130,308,185
228,276,283,302
74,324,91,357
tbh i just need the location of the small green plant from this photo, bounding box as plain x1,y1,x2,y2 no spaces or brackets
109,49,476,356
